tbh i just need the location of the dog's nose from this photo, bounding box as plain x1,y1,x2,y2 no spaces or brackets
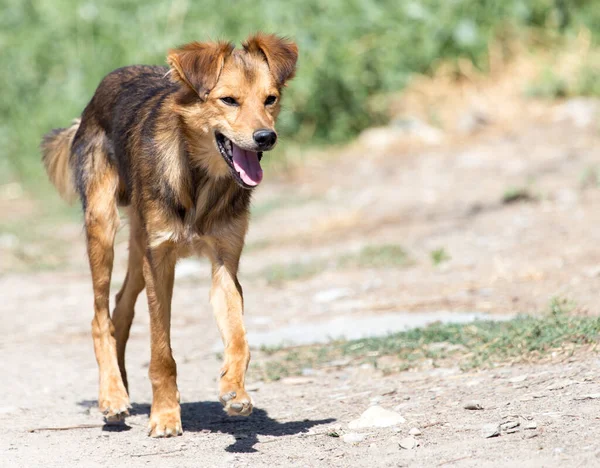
253,129,277,150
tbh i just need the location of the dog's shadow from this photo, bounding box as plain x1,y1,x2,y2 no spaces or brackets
79,400,335,453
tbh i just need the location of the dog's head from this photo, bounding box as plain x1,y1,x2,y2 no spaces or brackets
167,33,298,189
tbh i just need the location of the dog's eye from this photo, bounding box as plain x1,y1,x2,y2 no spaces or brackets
265,95,277,106
220,97,239,106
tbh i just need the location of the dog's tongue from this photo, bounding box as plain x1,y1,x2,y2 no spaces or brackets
232,144,263,186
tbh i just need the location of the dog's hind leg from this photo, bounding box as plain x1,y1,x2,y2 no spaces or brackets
112,210,146,392
84,159,130,421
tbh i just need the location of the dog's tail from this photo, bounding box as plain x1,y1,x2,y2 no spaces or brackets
41,119,80,203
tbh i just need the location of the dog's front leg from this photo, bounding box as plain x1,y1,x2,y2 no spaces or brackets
142,243,182,437
211,261,253,416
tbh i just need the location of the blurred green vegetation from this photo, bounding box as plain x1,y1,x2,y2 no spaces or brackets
1,0,599,190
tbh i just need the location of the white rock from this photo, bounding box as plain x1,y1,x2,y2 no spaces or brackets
409,427,422,436
481,423,500,438
464,401,484,410
342,433,366,444
348,406,406,429
508,374,528,383
399,436,419,449
524,421,537,430
313,288,353,303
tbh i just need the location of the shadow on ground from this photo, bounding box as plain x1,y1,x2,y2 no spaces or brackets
78,400,334,452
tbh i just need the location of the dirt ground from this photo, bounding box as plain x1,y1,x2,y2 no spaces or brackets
1,91,600,467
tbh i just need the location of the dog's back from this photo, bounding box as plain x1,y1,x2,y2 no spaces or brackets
42,65,175,206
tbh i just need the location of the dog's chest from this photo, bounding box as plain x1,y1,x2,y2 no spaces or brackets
152,181,249,246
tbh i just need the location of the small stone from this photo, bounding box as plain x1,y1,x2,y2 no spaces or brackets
409,427,422,436
508,374,528,383
481,423,500,438
280,376,314,386
313,288,353,303
500,420,520,431
399,437,419,450
524,421,537,430
342,433,365,444
464,401,484,410
348,406,406,429
523,432,538,439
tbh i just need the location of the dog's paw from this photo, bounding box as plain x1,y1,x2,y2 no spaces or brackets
99,383,131,422
148,407,183,438
220,388,253,416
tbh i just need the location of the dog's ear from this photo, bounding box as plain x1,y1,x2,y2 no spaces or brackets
243,33,298,87
167,41,234,99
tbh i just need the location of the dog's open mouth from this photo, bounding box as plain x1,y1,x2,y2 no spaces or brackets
215,132,263,188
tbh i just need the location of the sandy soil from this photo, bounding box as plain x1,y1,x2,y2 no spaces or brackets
1,95,600,467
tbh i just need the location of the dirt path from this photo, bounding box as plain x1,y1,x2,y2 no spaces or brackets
1,98,600,466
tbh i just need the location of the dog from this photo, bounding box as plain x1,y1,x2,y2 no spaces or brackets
41,33,298,437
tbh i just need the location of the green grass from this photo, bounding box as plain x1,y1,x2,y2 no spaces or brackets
502,186,536,204
338,244,410,268
260,243,410,284
251,298,600,381
431,247,451,266
2,1,600,189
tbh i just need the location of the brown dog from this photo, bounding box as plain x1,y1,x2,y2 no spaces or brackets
41,33,298,437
